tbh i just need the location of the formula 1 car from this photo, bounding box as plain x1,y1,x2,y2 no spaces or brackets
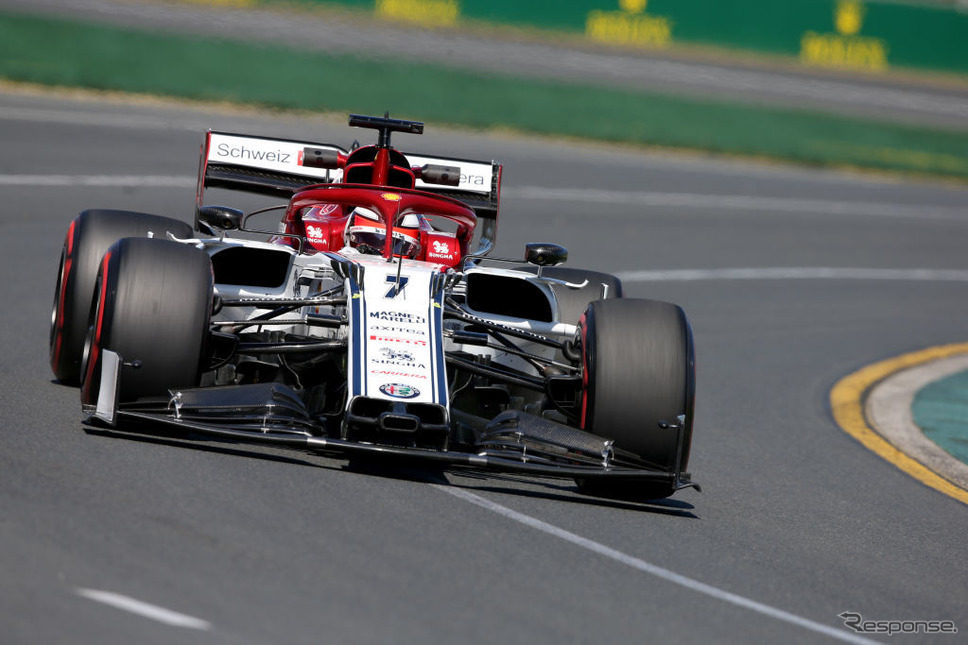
50,114,698,499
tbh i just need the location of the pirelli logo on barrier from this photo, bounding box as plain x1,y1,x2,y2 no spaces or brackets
800,0,888,72
586,0,673,49
376,0,459,27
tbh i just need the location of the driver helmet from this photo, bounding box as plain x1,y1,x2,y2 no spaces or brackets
345,208,422,258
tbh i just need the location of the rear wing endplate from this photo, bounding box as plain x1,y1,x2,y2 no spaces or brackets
406,152,501,257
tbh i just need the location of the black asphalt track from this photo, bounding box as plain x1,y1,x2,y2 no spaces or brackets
1,90,967,644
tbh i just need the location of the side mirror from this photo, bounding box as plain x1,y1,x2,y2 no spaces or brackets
525,243,568,267
302,147,342,169
417,164,461,187
197,205,244,233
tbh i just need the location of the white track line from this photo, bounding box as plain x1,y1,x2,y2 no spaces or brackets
505,186,966,220
0,105,203,131
0,175,193,187
5,173,957,285
76,588,211,630
0,175,963,222
616,267,968,282
435,486,876,644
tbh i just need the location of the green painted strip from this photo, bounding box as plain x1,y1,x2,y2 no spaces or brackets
1,10,967,178
289,0,968,75
913,370,968,465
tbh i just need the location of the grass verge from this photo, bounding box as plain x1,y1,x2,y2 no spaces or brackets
1,10,966,178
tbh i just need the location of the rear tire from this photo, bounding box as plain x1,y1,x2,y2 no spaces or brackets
576,298,695,499
50,209,193,384
80,237,213,406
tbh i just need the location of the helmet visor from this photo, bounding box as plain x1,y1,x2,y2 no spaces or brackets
347,225,420,258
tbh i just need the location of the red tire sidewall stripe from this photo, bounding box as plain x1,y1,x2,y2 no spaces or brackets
579,309,589,429
51,220,76,366
83,249,111,388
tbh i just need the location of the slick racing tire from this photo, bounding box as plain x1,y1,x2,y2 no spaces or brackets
576,298,695,500
50,209,193,384
517,266,622,325
80,237,213,407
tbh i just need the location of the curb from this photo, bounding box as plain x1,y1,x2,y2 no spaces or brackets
867,354,968,491
830,343,968,506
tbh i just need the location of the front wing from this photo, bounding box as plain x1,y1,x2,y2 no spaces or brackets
89,351,699,491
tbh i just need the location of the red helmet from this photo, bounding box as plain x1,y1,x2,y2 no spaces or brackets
344,208,422,259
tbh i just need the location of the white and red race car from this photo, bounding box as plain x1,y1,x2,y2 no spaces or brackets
50,114,698,500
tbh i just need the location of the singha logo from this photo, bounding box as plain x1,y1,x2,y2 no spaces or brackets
432,240,449,254
306,225,323,240
380,347,414,362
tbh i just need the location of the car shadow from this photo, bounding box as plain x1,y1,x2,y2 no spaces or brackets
83,422,698,517
82,423,344,472
445,470,699,518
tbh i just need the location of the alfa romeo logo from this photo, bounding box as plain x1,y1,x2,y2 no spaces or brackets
379,383,420,399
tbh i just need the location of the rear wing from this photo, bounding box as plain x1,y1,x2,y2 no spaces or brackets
195,130,502,255
196,131,343,203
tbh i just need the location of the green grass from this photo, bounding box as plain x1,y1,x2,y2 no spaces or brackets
2,10,966,178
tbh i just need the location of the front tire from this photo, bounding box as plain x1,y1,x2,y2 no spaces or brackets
81,237,213,407
50,209,193,384
577,298,695,499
